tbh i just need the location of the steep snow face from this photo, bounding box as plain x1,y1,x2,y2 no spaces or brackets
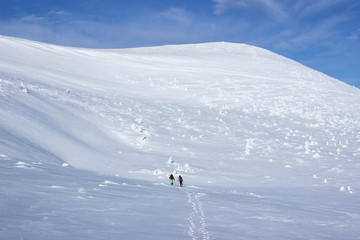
1,36,360,239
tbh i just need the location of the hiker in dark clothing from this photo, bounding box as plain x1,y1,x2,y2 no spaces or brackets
178,175,183,187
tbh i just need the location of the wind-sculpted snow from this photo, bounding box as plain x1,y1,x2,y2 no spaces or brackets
1,35,360,239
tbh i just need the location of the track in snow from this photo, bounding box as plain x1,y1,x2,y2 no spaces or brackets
186,188,211,240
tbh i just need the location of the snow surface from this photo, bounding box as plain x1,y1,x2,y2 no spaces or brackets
1,35,360,239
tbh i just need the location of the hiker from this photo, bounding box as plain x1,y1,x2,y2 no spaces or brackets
169,174,175,185
178,175,183,187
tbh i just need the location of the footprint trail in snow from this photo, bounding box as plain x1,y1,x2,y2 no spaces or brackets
186,189,211,240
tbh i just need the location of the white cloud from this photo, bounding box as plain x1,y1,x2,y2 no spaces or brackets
213,0,287,19
161,7,192,24
269,12,354,56
260,0,287,19
348,28,360,40
299,0,353,17
48,10,71,16
213,0,248,15
19,10,70,23
21,15,45,22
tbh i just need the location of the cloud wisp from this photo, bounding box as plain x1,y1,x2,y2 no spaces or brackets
213,0,288,20
161,7,192,24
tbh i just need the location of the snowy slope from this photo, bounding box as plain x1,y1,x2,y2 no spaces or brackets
1,35,360,239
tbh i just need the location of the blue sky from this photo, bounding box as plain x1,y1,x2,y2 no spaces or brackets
1,0,359,88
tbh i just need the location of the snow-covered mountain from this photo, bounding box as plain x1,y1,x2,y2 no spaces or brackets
1,35,359,239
